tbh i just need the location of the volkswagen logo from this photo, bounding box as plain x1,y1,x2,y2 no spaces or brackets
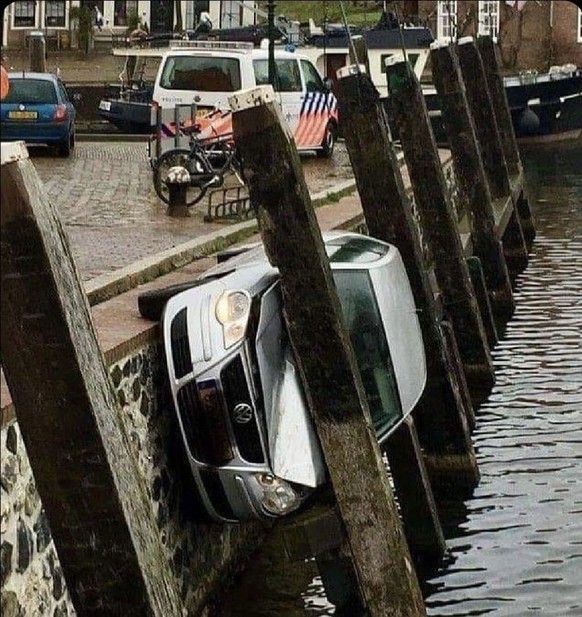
232,403,253,424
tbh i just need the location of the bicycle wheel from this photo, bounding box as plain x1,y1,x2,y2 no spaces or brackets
152,148,209,207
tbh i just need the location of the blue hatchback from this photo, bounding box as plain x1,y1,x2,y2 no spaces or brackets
1,72,76,156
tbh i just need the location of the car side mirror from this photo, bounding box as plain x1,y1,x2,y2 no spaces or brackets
323,78,333,91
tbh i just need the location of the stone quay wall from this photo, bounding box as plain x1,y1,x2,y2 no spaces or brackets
1,338,264,617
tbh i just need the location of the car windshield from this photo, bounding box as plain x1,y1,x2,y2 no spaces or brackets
160,56,241,92
333,269,403,437
3,79,57,104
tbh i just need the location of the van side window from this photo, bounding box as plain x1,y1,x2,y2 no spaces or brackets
301,59,325,92
253,59,302,92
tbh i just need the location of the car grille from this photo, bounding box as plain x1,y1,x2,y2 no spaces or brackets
221,356,264,464
171,308,192,379
177,381,234,465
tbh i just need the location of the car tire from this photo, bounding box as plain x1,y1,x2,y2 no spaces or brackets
58,134,71,157
316,122,336,159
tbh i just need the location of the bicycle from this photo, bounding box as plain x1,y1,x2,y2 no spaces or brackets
150,114,244,208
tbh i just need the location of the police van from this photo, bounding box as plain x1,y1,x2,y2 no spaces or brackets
151,41,339,157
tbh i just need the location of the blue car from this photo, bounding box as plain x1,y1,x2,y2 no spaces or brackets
1,72,76,156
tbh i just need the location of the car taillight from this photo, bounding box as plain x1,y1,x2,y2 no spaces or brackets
53,105,68,121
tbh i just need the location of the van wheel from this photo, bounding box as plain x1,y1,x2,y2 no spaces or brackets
138,280,208,321
317,122,336,159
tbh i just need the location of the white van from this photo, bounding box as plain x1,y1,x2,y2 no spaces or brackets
152,41,339,157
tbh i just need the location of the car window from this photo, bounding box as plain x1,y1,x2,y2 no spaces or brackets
253,59,302,92
301,59,324,92
333,269,403,436
2,79,58,104
160,55,241,92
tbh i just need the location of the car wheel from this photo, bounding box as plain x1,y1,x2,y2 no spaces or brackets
58,135,71,157
316,122,336,159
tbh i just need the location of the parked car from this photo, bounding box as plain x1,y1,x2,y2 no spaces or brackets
138,232,427,523
0,72,76,156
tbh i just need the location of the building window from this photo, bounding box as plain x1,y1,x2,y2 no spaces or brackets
114,0,138,27
45,0,67,28
578,8,582,43
12,1,37,28
436,0,458,41
478,1,500,40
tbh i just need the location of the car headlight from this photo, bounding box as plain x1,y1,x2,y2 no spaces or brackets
215,290,251,348
256,473,301,516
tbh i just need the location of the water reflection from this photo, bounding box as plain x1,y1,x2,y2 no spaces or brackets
424,144,582,617
219,144,582,617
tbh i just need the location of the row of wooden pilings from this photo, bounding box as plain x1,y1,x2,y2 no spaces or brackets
229,35,535,616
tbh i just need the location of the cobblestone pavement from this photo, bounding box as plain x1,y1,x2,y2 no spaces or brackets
30,140,354,281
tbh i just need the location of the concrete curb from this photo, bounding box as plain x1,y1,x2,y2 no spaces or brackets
86,178,358,306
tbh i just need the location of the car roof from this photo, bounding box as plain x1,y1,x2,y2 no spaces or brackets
7,72,59,82
163,48,302,61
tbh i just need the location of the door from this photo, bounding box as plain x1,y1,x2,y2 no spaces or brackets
150,0,174,34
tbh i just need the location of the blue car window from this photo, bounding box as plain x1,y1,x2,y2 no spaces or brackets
3,79,58,104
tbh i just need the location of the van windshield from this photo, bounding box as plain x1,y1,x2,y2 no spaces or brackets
333,270,403,437
160,55,242,92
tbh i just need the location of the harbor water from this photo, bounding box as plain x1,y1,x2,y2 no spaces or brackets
219,143,582,617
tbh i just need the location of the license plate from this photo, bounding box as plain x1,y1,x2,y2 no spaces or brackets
99,100,111,111
8,110,38,120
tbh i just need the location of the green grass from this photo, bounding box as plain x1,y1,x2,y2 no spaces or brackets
258,1,383,28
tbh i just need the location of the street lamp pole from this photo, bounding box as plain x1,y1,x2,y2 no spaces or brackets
267,0,276,89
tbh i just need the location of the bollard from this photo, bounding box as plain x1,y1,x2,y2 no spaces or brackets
335,66,479,492
456,37,529,278
165,164,191,217
430,41,515,327
385,56,495,405
230,85,426,617
28,31,47,73
0,142,184,615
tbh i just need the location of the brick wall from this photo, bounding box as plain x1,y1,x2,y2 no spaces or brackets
551,0,582,66
418,0,581,71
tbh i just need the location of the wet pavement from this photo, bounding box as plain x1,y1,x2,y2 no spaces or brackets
30,140,355,281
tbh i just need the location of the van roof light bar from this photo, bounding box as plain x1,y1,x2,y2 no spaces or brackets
170,40,255,51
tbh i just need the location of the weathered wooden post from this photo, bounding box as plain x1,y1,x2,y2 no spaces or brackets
0,142,184,616
385,55,495,405
230,86,426,617
476,35,535,249
334,66,479,492
29,31,47,73
456,37,529,278
348,36,371,76
429,41,515,327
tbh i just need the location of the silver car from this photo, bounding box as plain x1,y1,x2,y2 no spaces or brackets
157,232,426,523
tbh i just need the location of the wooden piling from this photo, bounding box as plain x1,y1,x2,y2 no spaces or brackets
384,417,446,561
230,86,426,617
456,37,529,277
476,35,536,249
385,56,495,404
335,66,479,489
348,35,371,76
430,41,515,326
466,256,498,349
0,143,184,615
